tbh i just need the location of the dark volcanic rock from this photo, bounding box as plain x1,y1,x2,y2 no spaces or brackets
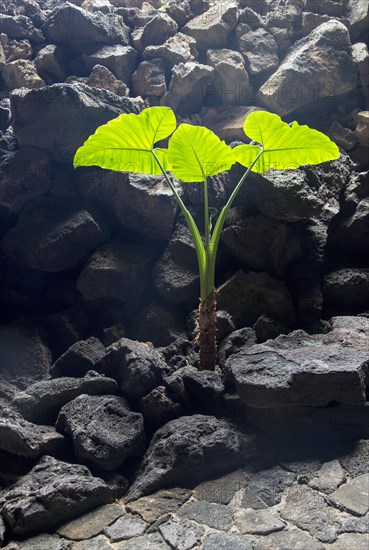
82,44,137,83
101,338,167,399
216,270,296,328
143,32,198,65
140,386,184,428
12,371,118,424
1,455,115,537
10,83,140,164
0,320,51,391
228,324,369,408
77,171,178,241
56,395,146,471
43,3,130,50
132,12,178,51
131,303,185,347
76,238,156,303
164,366,225,409
126,414,250,501
0,147,50,213
237,27,279,76
49,337,106,378
1,197,110,272
0,407,65,458
323,268,369,309
0,14,44,43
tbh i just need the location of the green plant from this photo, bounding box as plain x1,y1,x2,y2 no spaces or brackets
74,107,339,370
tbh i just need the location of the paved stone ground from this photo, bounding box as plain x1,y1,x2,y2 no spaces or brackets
3,439,368,550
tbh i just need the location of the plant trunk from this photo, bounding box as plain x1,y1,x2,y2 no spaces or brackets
198,289,217,370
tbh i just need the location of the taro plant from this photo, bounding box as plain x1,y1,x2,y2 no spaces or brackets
74,107,339,370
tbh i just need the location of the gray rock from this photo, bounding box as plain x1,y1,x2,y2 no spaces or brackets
355,111,369,147
177,500,234,530
0,406,65,458
253,529,325,550
234,508,286,535
328,533,369,550
0,14,44,42
328,474,369,516
161,61,215,114
2,59,45,91
242,466,295,509
12,371,118,424
76,238,156,303
126,488,191,523
193,469,249,504
253,315,290,343
216,270,296,328
50,337,106,378
323,268,369,308
229,327,368,408
347,0,369,40
303,0,348,17
34,44,66,84
338,515,369,534
203,533,253,550
16,533,67,550
132,58,167,98
237,28,279,76
42,304,91,360
218,327,257,369
352,42,369,87
56,395,146,471
77,171,178,241
132,12,178,51
71,535,113,550
339,439,369,477
308,460,346,494
1,197,110,272
143,32,198,65
86,65,128,96
222,215,302,276
82,44,137,83
140,386,184,428
115,533,170,549
104,514,148,541
158,517,204,550
1,455,115,537
101,338,167,399
11,82,140,164
165,366,225,408
57,503,124,540
0,516,4,547
259,21,359,116
132,303,185,347
327,122,358,151
0,320,51,390
280,484,340,542
126,414,250,501
182,2,239,53
43,3,130,50
206,48,249,105
0,147,50,213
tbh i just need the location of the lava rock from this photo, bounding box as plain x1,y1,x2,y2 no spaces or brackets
143,32,198,65
323,268,369,309
126,487,191,523
206,48,250,105
228,326,368,408
216,270,296,327
131,303,185,347
49,336,106,378
0,147,51,213
33,44,67,84
86,64,128,96
2,59,45,91
132,58,167,98
347,0,369,40
0,14,44,43
77,170,178,241
76,238,156,303
140,386,184,428
164,366,225,409
0,406,65,458
237,27,279,76
1,197,110,272
126,414,251,500
12,370,118,424
56,394,146,471
1,455,115,537
241,466,295,509
10,82,140,164
132,12,178,51
82,44,137,83
352,42,369,87
101,338,167,399
259,20,359,116
182,2,239,53
43,3,130,50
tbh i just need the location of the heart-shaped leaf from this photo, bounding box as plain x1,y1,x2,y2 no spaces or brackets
168,124,235,182
234,111,339,173
74,106,176,175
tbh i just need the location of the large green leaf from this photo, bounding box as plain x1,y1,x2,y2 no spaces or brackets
168,124,235,182
73,106,176,175
234,111,340,173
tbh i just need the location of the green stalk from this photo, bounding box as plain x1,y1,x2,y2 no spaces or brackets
152,150,207,300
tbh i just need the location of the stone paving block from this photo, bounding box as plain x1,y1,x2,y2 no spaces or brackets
57,503,124,540
328,474,369,516
253,529,325,550
308,460,346,494
203,533,254,550
104,515,148,542
126,488,191,523
234,508,286,535
177,500,234,531
158,517,204,550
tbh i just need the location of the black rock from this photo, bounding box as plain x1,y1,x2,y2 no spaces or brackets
12,370,119,424
49,336,106,378
56,395,146,471
1,455,115,537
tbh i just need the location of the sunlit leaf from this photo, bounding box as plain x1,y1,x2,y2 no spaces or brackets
234,111,340,173
168,124,235,182
73,106,176,175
